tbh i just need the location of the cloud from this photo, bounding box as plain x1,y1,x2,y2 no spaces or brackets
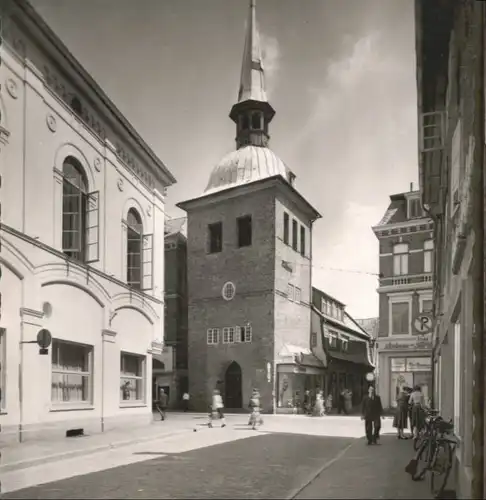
260,31,280,97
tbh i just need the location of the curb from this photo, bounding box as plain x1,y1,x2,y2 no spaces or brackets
0,424,208,475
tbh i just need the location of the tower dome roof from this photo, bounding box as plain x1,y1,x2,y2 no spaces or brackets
204,145,291,195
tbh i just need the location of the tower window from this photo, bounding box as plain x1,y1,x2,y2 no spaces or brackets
237,215,252,247
292,219,298,251
300,225,305,256
283,212,289,245
208,222,223,254
251,112,262,130
241,114,250,131
70,96,82,115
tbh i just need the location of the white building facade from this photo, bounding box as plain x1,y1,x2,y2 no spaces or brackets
0,0,176,444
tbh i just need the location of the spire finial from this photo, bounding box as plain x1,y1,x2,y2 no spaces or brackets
229,0,275,149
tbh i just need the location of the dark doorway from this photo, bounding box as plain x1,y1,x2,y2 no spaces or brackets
224,361,243,409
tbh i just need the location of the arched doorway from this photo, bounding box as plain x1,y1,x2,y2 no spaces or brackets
224,361,243,409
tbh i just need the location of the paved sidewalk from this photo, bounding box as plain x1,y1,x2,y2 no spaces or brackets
293,434,432,499
0,412,212,473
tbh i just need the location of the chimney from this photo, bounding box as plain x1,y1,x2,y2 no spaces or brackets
410,182,414,192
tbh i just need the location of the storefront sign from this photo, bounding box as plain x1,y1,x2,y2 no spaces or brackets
379,335,432,351
391,358,406,372
293,366,307,373
391,357,432,373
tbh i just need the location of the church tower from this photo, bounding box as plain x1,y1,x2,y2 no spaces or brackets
177,0,322,413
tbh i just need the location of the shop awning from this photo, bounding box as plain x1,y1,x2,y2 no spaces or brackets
278,344,326,369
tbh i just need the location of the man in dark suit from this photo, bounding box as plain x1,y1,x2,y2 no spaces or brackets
361,385,383,445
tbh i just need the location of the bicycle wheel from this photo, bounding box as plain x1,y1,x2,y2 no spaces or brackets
414,428,426,451
412,439,432,481
430,440,454,498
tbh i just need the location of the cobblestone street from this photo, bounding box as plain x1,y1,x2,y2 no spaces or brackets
1,415,431,499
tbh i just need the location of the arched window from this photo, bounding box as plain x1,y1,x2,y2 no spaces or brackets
62,158,89,261
127,208,143,290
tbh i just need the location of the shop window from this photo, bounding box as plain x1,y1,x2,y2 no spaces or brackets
237,215,252,247
207,328,220,345
283,212,289,244
208,222,223,253
292,219,298,251
120,353,145,403
51,339,93,405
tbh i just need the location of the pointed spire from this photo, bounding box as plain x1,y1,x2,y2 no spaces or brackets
229,0,275,149
238,0,267,103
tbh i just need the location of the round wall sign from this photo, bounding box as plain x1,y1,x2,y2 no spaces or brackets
222,282,236,301
365,372,375,382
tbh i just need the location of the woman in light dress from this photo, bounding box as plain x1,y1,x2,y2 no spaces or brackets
325,394,333,415
314,390,325,416
208,389,226,428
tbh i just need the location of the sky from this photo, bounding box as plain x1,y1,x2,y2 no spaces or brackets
30,0,419,319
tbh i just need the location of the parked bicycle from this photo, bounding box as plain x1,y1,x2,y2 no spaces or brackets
406,410,458,498
413,407,440,451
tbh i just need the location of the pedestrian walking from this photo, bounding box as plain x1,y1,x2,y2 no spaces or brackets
208,389,226,428
182,392,190,412
337,388,347,414
156,388,168,421
314,390,325,417
393,386,410,439
361,385,383,445
248,388,263,430
324,393,333,415
344,389,353,413
303,390,312,416
409,385,425,438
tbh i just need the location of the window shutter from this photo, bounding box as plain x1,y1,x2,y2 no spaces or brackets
86,191,100,263
141,233,154,291
419,111,445,153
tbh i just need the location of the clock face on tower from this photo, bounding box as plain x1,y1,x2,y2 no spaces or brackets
222,282,236,301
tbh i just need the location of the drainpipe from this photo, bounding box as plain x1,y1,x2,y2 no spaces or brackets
472,4,485,498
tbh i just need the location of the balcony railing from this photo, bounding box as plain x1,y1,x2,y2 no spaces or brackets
380,273,433,287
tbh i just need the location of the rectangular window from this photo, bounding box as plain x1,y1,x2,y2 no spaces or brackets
408,198,422,219
329,332,338,349
311,332,317,348
207,328,219,345
283,212,289,245
208,222,223,254
453,322,461,437
51,339,93,404
331,303,336,318
300,225,305,256
391,302,410,335
292,219,298,251
393,243,409,276
450,120,462,217
321,298,326,313
237,215,252,248
236,325,252,343
424,239,434,273
341,335,350,352
223,327,235,344
120,353,145,403
421,299,433,314
287,283,295,301
294,287,301,303
0,328,5,411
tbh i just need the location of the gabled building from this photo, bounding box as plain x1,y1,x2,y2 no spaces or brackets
177,0,321,413
0,0,176,444
372,187,434,410
310,288,374,409
414,0,485,497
